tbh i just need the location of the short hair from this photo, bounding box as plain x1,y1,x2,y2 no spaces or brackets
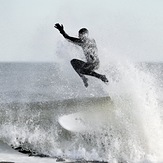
78,28,89,34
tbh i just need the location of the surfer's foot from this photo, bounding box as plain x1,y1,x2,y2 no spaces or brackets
82,76,88,87
100,75,109,83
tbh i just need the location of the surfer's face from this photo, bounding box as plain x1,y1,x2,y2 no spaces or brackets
78,28,89,39
79,33,88,39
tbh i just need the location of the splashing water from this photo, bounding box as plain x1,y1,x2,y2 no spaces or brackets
0,60,163,162
105,61,163,162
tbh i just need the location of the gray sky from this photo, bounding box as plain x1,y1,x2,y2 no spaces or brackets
0,0,163,62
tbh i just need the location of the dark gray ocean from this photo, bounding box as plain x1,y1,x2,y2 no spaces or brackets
0,62,163,163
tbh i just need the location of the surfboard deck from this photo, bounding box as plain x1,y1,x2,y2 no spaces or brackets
58,96,114,132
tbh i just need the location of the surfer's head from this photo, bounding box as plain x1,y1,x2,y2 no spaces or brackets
78,28,89,39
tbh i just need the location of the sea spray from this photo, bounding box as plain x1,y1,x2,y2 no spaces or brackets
107,61,163,161
0,62,162,162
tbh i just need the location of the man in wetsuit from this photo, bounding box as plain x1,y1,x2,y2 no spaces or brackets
54,23,108,87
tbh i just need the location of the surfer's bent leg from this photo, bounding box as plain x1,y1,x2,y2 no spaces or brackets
71,59,108,87
70,59,88,87
85,70,109,83
82,63,109,83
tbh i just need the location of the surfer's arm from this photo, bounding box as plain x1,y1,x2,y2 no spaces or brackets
54,23,82,46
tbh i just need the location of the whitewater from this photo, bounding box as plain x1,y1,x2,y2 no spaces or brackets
0,60,163,163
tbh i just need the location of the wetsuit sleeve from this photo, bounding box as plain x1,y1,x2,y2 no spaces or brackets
61,31,83,46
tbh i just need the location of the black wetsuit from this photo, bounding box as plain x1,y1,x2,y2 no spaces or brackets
59,29,108,87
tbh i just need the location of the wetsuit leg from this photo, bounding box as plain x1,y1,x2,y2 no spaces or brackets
81,63,109,83
70,59,88,87
70,59,108,87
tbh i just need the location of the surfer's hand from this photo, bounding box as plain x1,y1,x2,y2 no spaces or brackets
54,23,64,34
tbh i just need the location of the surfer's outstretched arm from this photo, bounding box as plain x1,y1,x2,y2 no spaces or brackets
54,23,82,46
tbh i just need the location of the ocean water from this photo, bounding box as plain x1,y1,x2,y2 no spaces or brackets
0,62,163,163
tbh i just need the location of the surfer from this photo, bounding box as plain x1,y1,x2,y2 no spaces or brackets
54,23,108,87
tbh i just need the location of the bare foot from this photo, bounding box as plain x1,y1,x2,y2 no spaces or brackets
100,75,109,83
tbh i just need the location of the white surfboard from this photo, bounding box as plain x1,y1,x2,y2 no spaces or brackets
58,96,115,132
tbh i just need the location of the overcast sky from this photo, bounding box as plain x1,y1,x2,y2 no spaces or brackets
0,0,163,62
